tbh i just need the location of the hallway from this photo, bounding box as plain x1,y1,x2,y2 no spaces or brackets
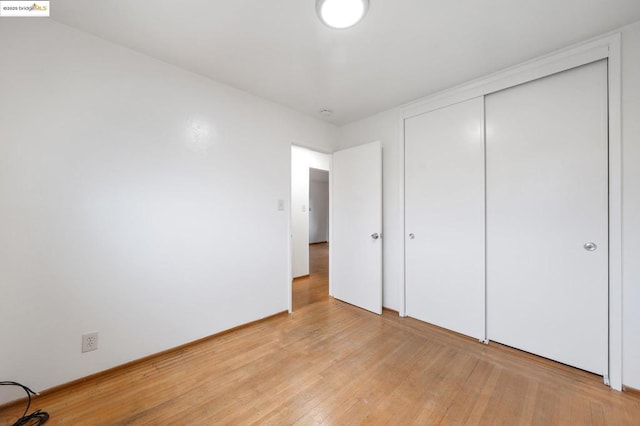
292,242,328,310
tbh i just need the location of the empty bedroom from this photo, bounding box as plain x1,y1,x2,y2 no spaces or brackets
2,1,640,424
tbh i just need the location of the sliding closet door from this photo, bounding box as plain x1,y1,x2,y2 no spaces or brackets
405,97,485,340
486,60,608,374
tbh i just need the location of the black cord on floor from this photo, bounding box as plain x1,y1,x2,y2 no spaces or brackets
0,381,49,426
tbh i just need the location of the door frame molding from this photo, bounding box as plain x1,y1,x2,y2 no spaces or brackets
398,32,622,390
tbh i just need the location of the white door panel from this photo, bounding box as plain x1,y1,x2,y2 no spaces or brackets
486,60,608,374
332,141,382,314
405,97,485,340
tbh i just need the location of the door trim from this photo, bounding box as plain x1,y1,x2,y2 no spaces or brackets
398,32,622,390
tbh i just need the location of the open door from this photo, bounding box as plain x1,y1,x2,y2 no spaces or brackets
331,141,382,314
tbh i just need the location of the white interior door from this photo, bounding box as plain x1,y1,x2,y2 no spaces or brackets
405,97,485,340
332,141,382,314
486,60,608,374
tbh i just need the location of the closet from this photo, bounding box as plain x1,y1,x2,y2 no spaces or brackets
405,97,485,340
404,60,609,375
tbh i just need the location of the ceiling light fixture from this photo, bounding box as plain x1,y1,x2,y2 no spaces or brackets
316,0,369,29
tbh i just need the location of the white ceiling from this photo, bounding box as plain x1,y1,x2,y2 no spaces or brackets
51,0,640,125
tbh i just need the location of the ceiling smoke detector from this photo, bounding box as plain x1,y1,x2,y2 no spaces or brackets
316,0,369,29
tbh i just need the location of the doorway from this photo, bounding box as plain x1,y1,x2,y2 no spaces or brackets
291,146,331,311
293,241,329,310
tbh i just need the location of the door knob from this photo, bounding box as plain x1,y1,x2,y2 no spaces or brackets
371,233,380,240
408,233,415,239
584,242,597,251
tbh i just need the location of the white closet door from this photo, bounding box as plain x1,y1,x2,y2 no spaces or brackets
486,60,608,374
405,97,485,340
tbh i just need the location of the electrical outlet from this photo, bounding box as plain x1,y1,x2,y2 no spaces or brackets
81,332,99,353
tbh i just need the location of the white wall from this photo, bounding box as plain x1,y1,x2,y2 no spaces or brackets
309,174,329,244
0,19,336,404
336,21,640,389
291,147,331,277
621,21,640,390
337,109,402,310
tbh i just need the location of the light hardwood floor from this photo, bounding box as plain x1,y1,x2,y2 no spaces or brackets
3,256,640,424
292,242,329,311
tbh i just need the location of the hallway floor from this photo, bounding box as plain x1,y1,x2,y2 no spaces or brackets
293,242,328,311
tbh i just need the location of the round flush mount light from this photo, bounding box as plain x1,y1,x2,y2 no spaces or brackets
316,0,369,29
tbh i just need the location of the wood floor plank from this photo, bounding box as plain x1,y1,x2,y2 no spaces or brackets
293,242,329,311
2,295,640,424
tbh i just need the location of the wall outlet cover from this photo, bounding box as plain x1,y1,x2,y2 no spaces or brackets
81,332,99,353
